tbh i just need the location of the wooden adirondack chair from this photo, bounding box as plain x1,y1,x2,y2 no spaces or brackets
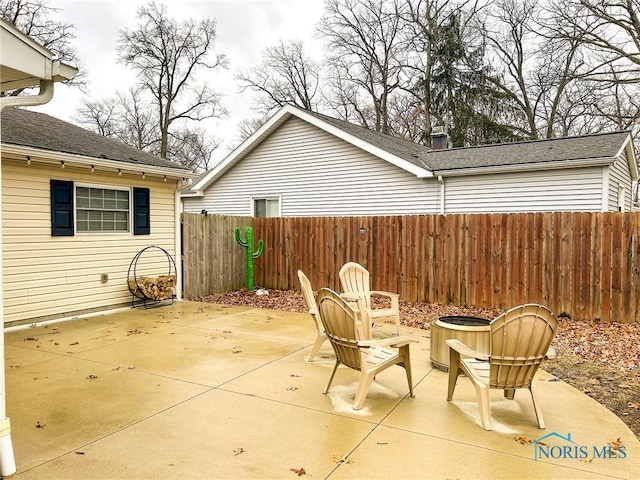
297,270,329,362
316,288,414,410
338,262,401,337
446,304,559,430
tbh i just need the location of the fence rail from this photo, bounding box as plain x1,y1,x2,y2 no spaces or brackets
182,212,640,323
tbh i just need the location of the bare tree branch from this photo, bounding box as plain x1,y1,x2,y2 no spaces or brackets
236,40,321,115
117,1,227,159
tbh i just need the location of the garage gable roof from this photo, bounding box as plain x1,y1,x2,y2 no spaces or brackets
189,104,434,192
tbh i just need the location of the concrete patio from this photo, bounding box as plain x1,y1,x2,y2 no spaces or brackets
4,301,639,479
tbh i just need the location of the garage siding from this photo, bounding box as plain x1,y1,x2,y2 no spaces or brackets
443,167,605,213
183,117,439,217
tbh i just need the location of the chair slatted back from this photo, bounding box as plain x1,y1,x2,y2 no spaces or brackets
489,304,558,389
317,288,362,370
298,270,323,334
339,262,372,309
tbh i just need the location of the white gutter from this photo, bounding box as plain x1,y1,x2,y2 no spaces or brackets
0,79,53,107
437,175,445,214
602,166,610,212
174,178,193,300
433,157,615,177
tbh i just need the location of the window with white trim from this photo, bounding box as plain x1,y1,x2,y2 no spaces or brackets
76,186,130,232
253,197,280,217
50,180,150,236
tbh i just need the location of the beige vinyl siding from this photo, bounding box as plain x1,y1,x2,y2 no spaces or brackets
443,167,605,214
2,159,177,324
184,117,439,216
607,155,633,211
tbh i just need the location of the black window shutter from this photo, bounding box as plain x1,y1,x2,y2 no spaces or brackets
50,180,74,236
133,187,150,235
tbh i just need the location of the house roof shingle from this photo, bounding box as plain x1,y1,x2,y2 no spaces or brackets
303,109,632,174
305,110,427,169
419,131,632,172
0,107,189,171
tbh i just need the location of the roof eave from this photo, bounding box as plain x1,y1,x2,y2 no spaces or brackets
180,189,204,198
434,157,615,177
615,133,639,181
0,19,78,92
1,144,194,179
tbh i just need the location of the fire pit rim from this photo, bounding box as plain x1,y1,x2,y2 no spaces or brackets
433,315,491,331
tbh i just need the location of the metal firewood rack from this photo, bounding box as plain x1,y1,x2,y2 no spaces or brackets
127,246,177,308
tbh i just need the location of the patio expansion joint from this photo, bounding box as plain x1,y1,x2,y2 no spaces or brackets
179,322,318,346
6,347,228,390
322,390,420,478
214,386,403,426
7,333,144,358
13,386,221,477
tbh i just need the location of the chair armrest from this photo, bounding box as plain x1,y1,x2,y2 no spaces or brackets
359,335,412,348
446,339,489,361
544,346,557,360
370,290,399,300
340,292,363,301
369,291,399,312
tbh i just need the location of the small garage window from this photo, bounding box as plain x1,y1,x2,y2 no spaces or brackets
253,197,280,217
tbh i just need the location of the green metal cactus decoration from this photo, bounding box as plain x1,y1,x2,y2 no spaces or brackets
234,226,264,290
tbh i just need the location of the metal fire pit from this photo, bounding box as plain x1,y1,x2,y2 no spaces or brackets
430,316,491,371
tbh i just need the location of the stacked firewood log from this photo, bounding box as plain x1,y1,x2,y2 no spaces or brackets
128,275,176,300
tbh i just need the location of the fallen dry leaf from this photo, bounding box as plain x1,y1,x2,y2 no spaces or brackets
514,436,532,445
331,454,352,464
608,438,624,452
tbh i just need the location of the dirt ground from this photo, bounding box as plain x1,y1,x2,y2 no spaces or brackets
195,288,640,440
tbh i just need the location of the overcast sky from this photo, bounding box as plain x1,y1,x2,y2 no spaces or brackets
31,0,326,163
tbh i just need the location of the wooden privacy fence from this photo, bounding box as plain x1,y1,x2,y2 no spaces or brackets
182,212,640,323
182,213,252,298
